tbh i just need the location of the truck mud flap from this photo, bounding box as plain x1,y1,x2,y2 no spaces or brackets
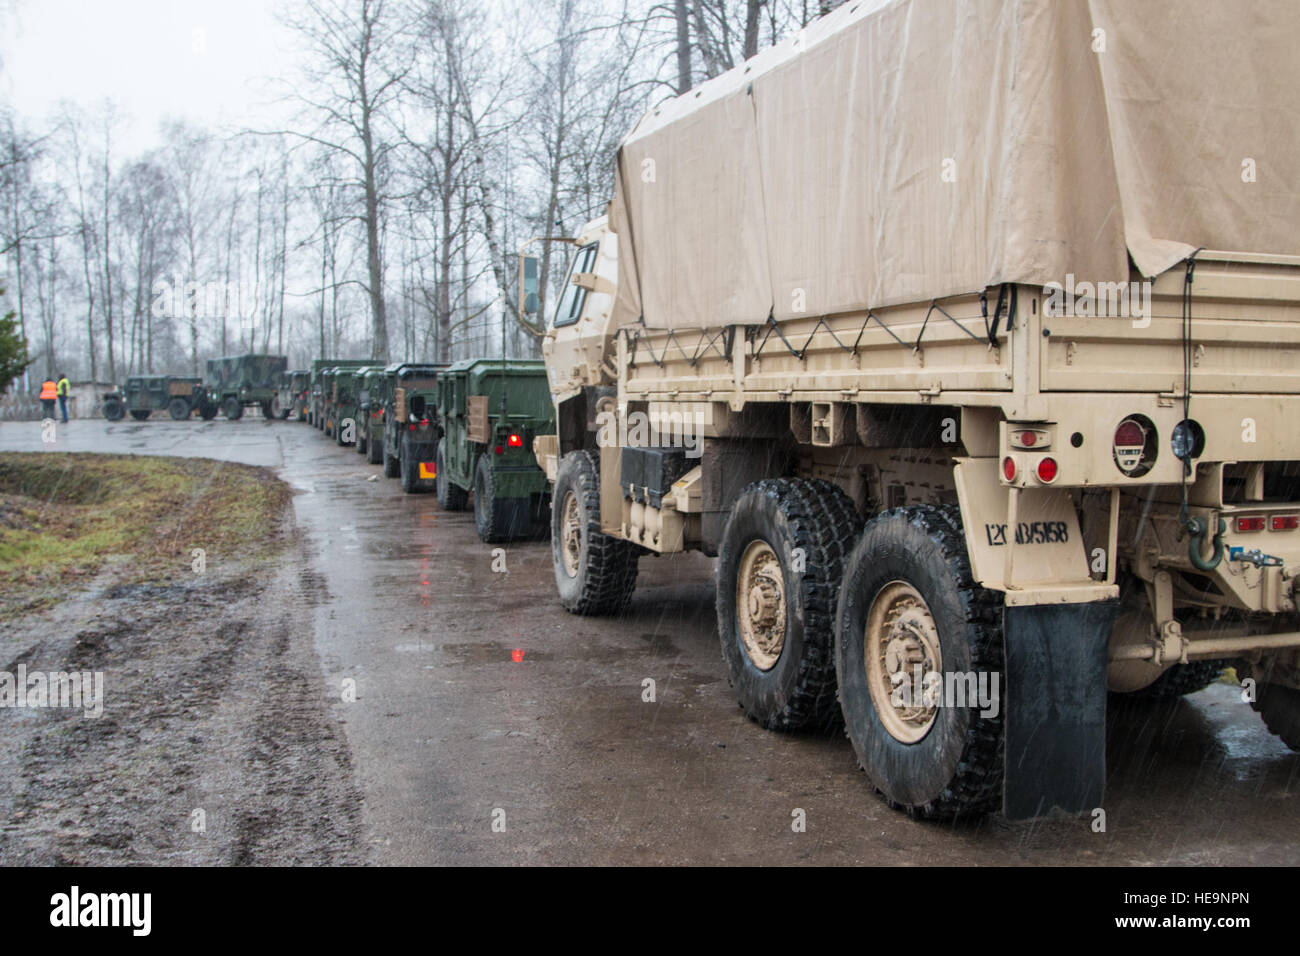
1002,600,1117,821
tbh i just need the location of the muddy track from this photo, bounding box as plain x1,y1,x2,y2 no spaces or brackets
0,542,364,865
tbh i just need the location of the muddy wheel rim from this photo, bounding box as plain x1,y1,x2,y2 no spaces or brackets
736,539,786,671
865,580,943,744
560,490,582,578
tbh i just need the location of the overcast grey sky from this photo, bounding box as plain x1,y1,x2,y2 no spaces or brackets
1,0,297,151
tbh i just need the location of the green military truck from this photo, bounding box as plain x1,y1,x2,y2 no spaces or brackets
102,375,210,421
379,363,447,492
356,367,388,461
436,358,554,542
205,353,289,421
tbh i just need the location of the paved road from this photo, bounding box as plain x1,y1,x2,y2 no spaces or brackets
4,416,1298,864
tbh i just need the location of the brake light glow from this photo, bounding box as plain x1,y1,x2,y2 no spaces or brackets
507,433,523,448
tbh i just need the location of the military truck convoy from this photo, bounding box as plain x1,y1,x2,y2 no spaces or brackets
87,1,1300,825
294,358,551,540
521,0,1300,822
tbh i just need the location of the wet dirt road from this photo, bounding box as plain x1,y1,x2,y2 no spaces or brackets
3,417,1298,865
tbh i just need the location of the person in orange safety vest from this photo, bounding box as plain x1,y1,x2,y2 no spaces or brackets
39,378,57,420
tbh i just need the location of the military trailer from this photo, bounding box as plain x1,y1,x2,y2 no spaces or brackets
527,0,1300,822
204,353,289,421
437,359,554,542
379,363,447,490
277,370,310,421
101,375,208,422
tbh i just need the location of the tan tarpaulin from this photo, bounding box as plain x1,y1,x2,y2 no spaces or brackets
611,0,1300,330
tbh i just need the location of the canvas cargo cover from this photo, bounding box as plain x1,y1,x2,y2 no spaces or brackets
611,0,1300,330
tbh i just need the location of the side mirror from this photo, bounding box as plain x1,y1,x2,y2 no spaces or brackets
519,254,540,318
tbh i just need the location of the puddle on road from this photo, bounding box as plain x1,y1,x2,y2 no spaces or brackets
404,640,556,664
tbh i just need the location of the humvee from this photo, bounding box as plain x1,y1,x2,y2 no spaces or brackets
277,370,310,421
204,353,289,421
356,367,388,460
437,359,554,542
527,1,1300,821
101,376,208,422
331,366,372,447
379,363,447,492
312,359,370,434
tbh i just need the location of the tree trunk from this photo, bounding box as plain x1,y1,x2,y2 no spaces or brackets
675,0,692,93
743,0,763,60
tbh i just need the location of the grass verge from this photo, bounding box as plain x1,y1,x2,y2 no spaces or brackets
0,452,292,618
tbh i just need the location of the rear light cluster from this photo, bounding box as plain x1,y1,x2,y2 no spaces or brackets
495,433,524,455
1235,514,1299,533
1002,455,1058,484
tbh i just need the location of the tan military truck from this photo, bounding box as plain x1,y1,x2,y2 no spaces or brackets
525,0,1300,820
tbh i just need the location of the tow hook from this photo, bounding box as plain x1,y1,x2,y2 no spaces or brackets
1228,546,1284,568
1187,516,1226,571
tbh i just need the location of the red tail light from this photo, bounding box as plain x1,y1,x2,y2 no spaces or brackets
1036,458,1058,483
507,433,523,448
1236,516,1265,533
1003,457,1016,481
494,445,504,455
1113,417,1148,474
1271,515,1299,531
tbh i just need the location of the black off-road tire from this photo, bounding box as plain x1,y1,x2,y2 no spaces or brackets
199,401,218,421
1130,660,1228,699
717,478,863,733
382,437,401,478
1251,682,1300,751
551,450,639,615
835,505,1004,820
223,397,243,421
436,441,468,510
168,397,190,421
356,430,368,455
367,430,383,464
100,398,122,421
129,410,150,421
474,454,531,543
